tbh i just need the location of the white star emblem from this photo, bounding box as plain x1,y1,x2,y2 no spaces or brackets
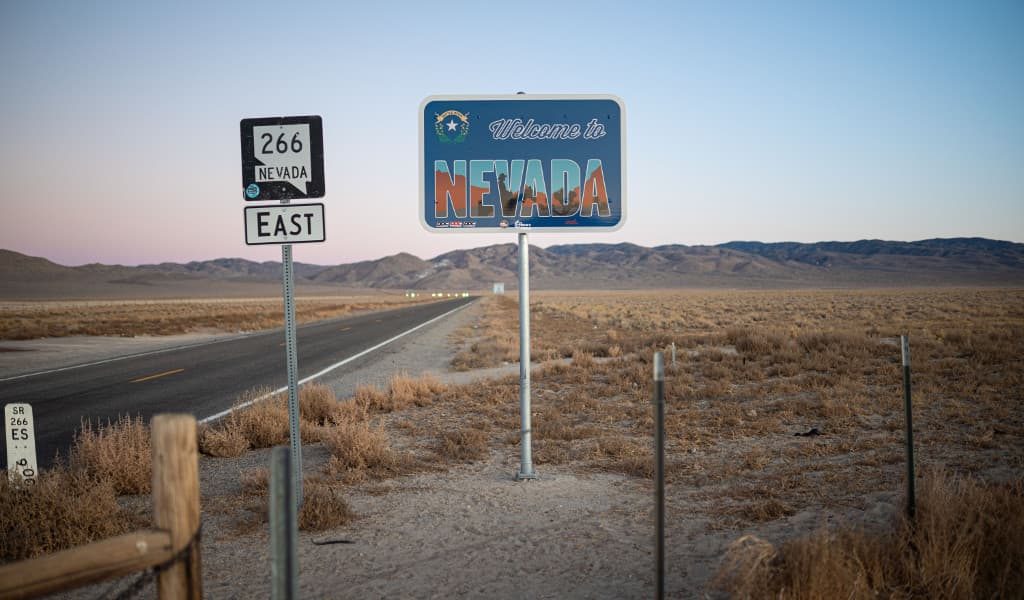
447,120,458,132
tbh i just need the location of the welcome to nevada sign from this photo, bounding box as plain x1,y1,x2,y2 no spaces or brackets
419,94,626,232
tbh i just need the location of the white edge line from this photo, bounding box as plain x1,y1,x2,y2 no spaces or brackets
198,300,472,424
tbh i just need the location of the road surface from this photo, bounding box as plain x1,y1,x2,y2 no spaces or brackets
0,297,474,468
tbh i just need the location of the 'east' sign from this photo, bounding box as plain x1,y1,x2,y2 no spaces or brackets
241,116,325,201
244,203,326,245
420,95,626,232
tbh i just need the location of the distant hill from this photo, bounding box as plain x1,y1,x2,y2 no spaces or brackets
1,237,1022,299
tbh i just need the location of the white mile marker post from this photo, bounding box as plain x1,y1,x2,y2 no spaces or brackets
5,403,38,485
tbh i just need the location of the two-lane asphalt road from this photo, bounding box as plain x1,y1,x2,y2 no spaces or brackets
1,297,474,467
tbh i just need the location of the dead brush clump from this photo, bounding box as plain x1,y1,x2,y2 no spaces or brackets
231,394,290,449
199,384,349,456
322,421,410,483
198,423,249,458
571,349,596,369
389,372,446,408
592,436,653,478
725,326,789,357
714,469,1024,599
240,467,270,497
298,481,355,531
300,383,340,425
0,468,139,562
436,425,490,462
69,415,151,495
231,471,353,533
353,374,447,413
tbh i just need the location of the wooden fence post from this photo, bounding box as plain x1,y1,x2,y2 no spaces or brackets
151,414,202,599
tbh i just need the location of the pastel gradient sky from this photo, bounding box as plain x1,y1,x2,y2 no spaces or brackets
1,1,1022,266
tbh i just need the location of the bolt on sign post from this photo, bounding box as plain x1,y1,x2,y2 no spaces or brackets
5,403,38,485
241,115,327,505
420,95,627,480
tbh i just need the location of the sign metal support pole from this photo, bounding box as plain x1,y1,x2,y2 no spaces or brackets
516,231,536,480
270,446,298,599
653,352,665,600
901,334,915,521
282,240,303,505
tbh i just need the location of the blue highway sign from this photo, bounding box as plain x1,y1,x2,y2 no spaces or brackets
420,95,625,232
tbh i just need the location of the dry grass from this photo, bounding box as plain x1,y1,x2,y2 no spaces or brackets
197,423,249,458
69,415,151,495
0,468,140,562
199,384,347,455
714,469,1024,599
6,287,1020,594
229,470,353,533
436,426,490,462
0,295,429,340
321,421,405,483
451,296,520,370
298,481,356,531
352,373,447,413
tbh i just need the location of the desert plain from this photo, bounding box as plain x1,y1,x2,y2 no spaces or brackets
1,286,1022,598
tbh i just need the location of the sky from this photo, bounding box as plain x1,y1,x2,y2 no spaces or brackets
1,0,1022,267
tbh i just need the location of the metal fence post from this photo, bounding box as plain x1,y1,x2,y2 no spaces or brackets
653,352,665,600
270,447,298,600
901,334,916,521
516,231,536,480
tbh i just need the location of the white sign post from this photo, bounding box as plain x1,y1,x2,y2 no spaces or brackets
5,403,38,485
420,94,627,481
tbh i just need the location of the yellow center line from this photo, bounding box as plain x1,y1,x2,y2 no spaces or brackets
340,327,352,332
130,368,185,384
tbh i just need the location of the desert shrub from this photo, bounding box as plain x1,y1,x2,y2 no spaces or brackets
70,415,151,495
714,469,1024,599
330,400,369,425
0,468,137,562
298,482,355,531
299,383,338,425
436,427,489,461
198,423,249,458
322,421,399,473
234,395,290,448
726,327,788,357
572,349,596,369
353,374,446,413
352,384,390,412
240,467,270,497
389,372,446,408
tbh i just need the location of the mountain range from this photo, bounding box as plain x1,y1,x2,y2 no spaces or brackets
2,238,1022,299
